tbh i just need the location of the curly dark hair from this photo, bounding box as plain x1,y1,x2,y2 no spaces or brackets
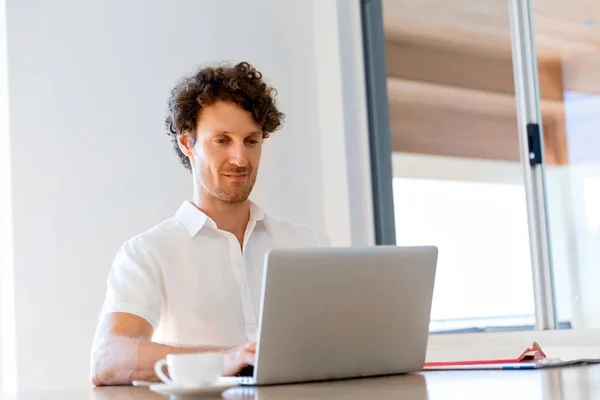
165,61,285,171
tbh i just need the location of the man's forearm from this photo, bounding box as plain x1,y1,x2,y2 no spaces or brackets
91,334,225,386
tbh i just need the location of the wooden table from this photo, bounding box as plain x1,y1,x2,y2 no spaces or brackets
4,365,600,399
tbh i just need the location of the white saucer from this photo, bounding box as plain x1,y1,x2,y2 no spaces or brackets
149,377,240,396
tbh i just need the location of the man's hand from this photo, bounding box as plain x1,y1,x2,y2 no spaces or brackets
222,341,256,376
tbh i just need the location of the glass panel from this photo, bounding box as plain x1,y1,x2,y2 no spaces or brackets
532,0,600,329
381,0,538,333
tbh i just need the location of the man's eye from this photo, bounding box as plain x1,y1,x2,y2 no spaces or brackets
215,138,228,144
248,139,259,145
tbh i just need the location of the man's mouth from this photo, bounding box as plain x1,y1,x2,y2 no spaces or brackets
223,173,248,181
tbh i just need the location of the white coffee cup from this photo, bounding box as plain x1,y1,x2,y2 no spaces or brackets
154,352,224,387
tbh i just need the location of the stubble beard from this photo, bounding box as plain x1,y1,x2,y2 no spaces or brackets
200,168,257,204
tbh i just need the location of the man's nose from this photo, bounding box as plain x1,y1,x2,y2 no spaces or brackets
229,143,248,167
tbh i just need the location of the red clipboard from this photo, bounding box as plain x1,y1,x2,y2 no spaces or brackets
424,342,547,368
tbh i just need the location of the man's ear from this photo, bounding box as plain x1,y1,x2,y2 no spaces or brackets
177,130,194,158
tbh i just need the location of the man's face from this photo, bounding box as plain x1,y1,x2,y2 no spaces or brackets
181,101,263,204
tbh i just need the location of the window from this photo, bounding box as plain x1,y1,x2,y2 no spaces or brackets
362,0,596,333
393,174,536,333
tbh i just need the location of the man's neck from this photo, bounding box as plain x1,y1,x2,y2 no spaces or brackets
192,191,251,238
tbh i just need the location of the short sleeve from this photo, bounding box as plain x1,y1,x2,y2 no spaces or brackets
99,238,164,330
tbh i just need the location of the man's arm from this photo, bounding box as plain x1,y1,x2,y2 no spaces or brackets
90,312,255,386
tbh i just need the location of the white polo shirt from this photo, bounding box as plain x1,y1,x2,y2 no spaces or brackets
99,201,328,346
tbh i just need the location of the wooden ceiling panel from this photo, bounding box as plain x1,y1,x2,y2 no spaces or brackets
385,40,565,101
385,40,515,95
389,102,521,161
562,55,600,93
382,0,513,59
532,0,600,26
382,0,600,61
388,101,565,165
387,78,569,165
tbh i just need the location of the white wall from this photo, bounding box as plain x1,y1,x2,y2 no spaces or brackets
312,0,375,247
1,0,18,392
1,0,373,392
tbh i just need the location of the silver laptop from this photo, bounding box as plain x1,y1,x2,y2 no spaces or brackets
236,245,438,386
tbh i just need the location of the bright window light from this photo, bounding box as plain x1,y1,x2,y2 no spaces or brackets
393,178,535,331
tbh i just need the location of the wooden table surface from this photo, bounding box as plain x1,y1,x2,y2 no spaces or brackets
3,365,600,400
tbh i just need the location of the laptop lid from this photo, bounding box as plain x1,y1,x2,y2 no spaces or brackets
252,245,438,385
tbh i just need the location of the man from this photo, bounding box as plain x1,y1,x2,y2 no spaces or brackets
90,61,327,386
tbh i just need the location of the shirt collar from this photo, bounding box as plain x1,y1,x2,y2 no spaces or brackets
249,201,265,224
175,200,266,238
